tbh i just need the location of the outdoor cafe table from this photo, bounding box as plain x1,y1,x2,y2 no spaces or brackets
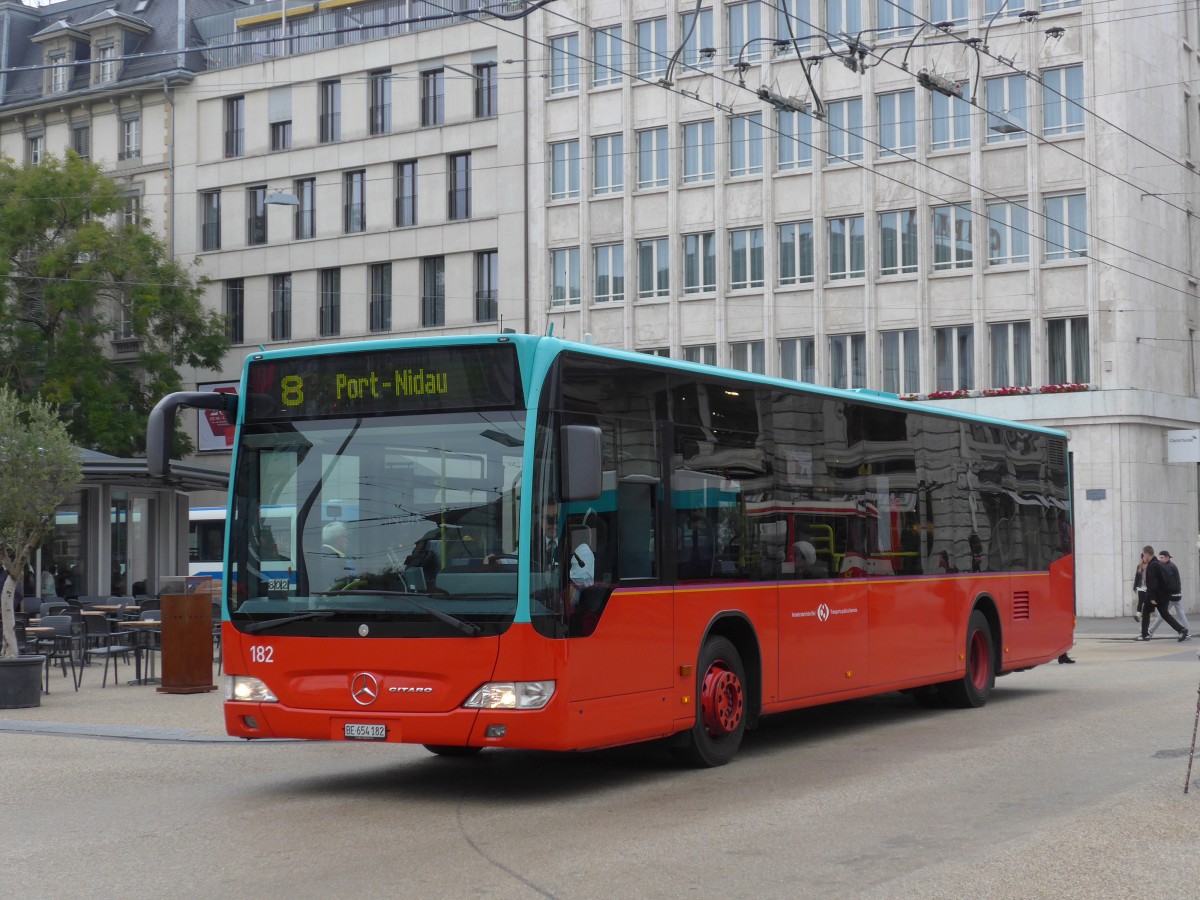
120,620,162,685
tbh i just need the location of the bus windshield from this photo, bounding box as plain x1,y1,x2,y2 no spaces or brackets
228,409,526,637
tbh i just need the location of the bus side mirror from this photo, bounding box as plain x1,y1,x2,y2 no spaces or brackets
147,391,240,477
560,425,602,502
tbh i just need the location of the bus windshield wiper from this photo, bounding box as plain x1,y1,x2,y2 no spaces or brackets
323,590,483,636
244,610,336,633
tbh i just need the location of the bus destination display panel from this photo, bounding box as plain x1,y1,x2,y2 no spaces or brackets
246,344,521,421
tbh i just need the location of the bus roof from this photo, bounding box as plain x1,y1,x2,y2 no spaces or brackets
241,334,1069,440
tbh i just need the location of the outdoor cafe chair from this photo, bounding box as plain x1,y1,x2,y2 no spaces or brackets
81,615,135,688
40,601,68,618
35,615,79,692
22,595,41,616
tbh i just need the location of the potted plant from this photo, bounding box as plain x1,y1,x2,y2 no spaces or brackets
0,389,82,708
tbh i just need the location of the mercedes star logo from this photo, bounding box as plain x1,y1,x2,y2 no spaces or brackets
351,672,379,706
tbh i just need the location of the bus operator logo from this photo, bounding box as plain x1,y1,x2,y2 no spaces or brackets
351,673,379,706
817,603,831,622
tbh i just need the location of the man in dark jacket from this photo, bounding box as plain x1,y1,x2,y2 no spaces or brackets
1148,550,1190,640
1140,546,1188,641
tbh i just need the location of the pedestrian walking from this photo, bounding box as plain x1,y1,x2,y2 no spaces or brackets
1133,547,1151,623
1139,545,1189,641
1148,550,1190,638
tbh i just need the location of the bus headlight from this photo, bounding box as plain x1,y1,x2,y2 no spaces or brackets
225,675,278,703
463,681,555,710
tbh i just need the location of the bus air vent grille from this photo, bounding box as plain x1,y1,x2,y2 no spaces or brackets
1012,592,1031,620
1047,438,1067,469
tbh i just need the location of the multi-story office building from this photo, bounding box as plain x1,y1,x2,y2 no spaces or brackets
3,0,1200,618
525,0,1200,618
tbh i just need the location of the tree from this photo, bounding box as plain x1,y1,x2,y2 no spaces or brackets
0,389,82,659
0,152,229,457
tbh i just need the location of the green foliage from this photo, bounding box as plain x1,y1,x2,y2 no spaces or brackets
0,152,229,457
0,389,82,658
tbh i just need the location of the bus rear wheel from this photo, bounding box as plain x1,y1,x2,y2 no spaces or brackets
939,610,995,709
671,636,747,767
423,744,483,757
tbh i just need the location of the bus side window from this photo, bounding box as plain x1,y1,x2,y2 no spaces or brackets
616,482,656,580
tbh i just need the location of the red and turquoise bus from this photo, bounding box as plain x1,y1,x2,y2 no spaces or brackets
149,335,1074,766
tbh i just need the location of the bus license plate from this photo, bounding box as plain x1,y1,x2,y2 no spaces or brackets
344,723,386,741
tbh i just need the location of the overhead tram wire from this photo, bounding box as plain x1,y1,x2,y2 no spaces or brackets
537,0,1199,293
878,0,1200,186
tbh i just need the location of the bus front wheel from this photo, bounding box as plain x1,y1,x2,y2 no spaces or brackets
940,610,995,709
671,636,747,767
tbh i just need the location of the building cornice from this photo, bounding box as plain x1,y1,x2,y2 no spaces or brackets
0,68,194,119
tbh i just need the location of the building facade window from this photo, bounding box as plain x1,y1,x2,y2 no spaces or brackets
779,221,815,284
987,200,1030,265
780,337,816,382
550,141,580,200
931,93,971,151
319,268,341,337
223,97,243,158
878,90,916,157
448,152,471,220
728,2,763,64
881,329,920,395
1044,193,1088,260
122,195,140,228
879,209,918,275
593,26,623,87
271,120,292,151
989,321,1032,387
1042,65,1084,136
550,33,580,93
730,228,765,289
730,113,764,176
319,80,341,142
422,256,445,326
295,178,315,240
247,186,267,245
96,44,117,83
420,69,444,125
476,250,499,322
395,160,417,227
986,74,1027,143
827,0,862,39
682,120,716,184
933,203,973,270
681,8,713,68
827,98,864,163
550,247,581,306
593,134,624,194
684,232,717,294
344,170,366,233
828,215,866,280
593,243,625,303
636,18,668,79
201,191,221,251
369,263,392,332
474,63,498,117
830,333,867,389
985,0,1025,15
225,279,245,344
121,117,140,160
932,0,968,26
1047,317,1089,384
730,340,766,374
877,0,916,38
935,325,974,391
1042,0,1081,10
49,53,68,93
778,109,813,170
683,344,717,366
270,274,292,341
71,124,90,159
774,1,811,55
369,70,391,135
637,127,669,189
638,238,670,299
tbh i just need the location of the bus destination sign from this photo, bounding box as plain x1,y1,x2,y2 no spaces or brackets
245,345,521,421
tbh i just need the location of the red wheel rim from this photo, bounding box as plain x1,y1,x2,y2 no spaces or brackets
968,629,989,690
700,659,744,737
